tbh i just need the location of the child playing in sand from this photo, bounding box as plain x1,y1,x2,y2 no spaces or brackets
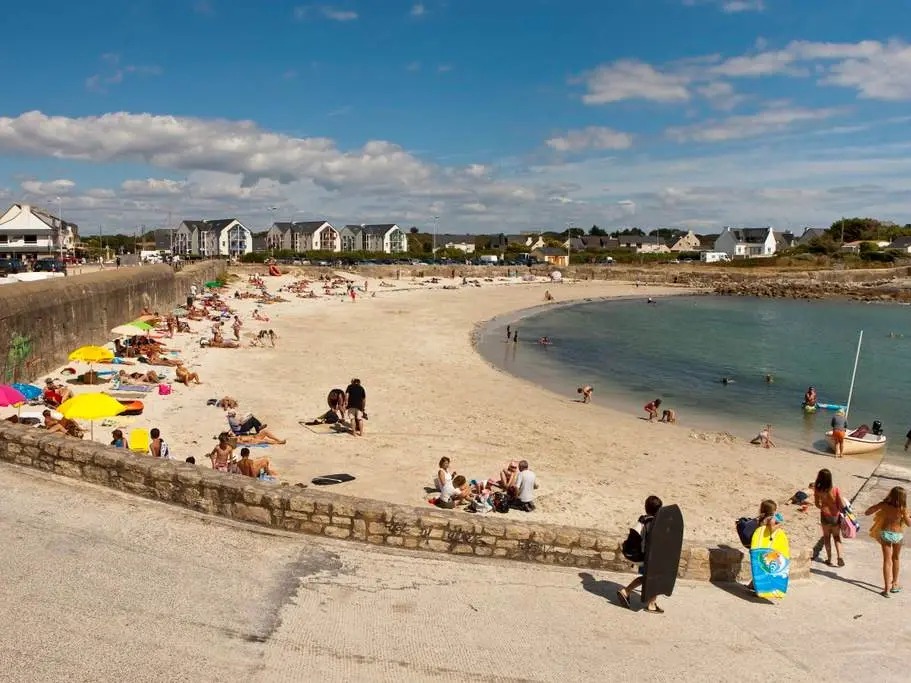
644,398,662,422
577,386,593,403
618,495,664,614
750,424,775,448
865,486,911,596
659,409,676,424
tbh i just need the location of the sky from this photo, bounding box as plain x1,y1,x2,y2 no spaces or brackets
0,0,910,235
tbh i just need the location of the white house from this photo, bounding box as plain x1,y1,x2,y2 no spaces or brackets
714,227,778,259
340,224,408,253
174,218,252,257
436,234,476,254
267,221,339,252
490,234,546,250
888,237,911,254
0,203,77,260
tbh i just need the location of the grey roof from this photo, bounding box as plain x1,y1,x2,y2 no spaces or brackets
181,218,237,233
699,234,718,247
798,228,828,244
438,233,476,244
535,247,566,256
889,236,911,249
729,227,771,244
290,221,330,235
362,223,399,235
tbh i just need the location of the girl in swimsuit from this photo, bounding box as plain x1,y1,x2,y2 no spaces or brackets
209,433,234,472
865,486,911,597
813,468,845,567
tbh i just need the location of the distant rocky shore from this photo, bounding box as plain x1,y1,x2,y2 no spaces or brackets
712,277,911,302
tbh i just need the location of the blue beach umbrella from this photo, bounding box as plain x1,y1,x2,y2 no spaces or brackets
10,383,42,401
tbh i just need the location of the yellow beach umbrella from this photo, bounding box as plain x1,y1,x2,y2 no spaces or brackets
69,345,114,363
57,393,125,439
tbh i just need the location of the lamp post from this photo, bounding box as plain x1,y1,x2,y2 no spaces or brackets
566,221,574,267
268,206,277,259
55,196,64,262
432,215,439,261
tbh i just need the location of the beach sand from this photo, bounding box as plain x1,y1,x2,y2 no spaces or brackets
16,269,877,548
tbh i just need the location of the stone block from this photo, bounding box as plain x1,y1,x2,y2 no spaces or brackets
496,539,519,549
504,526,532,541
81,465,110,484
492,548,509,558
421,539,451,553
570,547,599,558
153,482,178,501
529,528,556,545
554,530,580,547
262,491,287,511
232,504,272,526
323,526,351,539
314,501,333,514
300,522,324,535
367,535,385,545
474,546,493,557
311,514,332,525
331,502,357,518
690,547,710,561
330,516,352,527
577,534,598,550
385,536,404,547
288,496,315,513
481,524,506,537
368,522,387,535
402,537,419,549
452,544,474,555
479,536,499,547
241,486,264,506
281,518,302,532
176,468,203,487
54,461,82,478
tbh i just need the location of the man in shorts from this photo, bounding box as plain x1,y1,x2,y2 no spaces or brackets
345,378,367,437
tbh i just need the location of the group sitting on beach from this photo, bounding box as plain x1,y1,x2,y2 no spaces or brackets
431,457,539,513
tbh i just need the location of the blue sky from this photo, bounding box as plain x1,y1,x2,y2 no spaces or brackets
0,0,910,234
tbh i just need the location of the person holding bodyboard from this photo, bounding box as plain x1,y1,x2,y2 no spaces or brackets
618,496,684,614
750,508,790,599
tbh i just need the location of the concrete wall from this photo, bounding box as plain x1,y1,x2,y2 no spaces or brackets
0,423,813,583
0,260,225,383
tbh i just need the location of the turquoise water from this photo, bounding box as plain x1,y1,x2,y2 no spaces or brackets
478,296,911,453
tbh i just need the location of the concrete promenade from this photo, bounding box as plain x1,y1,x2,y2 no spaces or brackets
1,463,908,682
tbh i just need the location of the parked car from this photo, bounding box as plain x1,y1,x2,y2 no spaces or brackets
32,259,68,274
0,258,26,274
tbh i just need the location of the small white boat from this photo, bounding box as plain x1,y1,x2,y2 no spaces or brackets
826,430,887,455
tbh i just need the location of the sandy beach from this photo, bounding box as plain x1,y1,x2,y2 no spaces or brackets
13,269,878,548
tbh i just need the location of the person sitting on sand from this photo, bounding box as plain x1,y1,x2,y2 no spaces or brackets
209,331,239,349
659,409,677,424
253,309,270,322
513,460,538,512
111,429,127,448
644,398,662,422
237,447,279,479
498,461,519,495
750,424,776,448
42,409,82,437
435,457,455,492
209,433,235,472
436,474,470,509
226,409,265,436
175,363,201,386
43,378,72,407
544,290,554,301
578,385,593,404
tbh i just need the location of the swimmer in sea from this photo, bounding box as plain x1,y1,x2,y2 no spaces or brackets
721,377,735,385
647,297,655,304
765,374,774,384
538,336,551,345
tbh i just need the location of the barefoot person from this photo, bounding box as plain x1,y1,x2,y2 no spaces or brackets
345,378,367,437
750,424,775,448
577,385,593,404
644,398,662,422
865,486,911,596
175,363,202,386
209,433,234,472
236,447,279,479
149,428,171,459
814,468,845,567
831,410,847,458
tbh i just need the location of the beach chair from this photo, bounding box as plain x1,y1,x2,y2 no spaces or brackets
128,428,150,453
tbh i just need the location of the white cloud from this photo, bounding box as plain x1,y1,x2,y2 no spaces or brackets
580,60,691,104
666,105,846,142
821,41,911,101
410,3,426,16
20,179,76,196
683,0,766,13
695,81,746,110
294,5,358,21
437,64,453,73
710,50,799,77
546,126,634,153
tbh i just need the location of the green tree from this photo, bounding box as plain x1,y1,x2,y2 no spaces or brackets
589,225,607,236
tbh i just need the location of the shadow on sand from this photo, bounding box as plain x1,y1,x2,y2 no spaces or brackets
811,567,883,595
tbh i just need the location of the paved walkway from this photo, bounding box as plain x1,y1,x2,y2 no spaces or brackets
1,464,908,682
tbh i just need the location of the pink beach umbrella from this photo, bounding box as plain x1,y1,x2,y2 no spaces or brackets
0,385,27,416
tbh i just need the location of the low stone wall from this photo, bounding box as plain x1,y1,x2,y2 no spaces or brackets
0,260,225,383
0,423,813,582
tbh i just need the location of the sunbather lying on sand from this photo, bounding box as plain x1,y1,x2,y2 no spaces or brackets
118,369,161,385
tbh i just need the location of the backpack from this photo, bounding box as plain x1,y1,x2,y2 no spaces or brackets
622,528,645,562
736,517,759,548
493,492,510,514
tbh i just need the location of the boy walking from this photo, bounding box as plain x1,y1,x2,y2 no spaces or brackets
618,495,664,614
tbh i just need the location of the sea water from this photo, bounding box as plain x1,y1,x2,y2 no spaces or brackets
477,295,911,454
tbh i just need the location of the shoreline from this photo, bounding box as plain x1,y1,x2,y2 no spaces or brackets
8,271,879,549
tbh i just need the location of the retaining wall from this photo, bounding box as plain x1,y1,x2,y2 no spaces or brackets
0,260,225,383
0,423,813,582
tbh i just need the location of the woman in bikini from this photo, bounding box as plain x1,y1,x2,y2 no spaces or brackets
813,468,845,567
175,363,202,386
865,486,911,596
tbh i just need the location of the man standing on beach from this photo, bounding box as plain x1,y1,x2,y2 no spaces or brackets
831,410,847,458
345,378,367,437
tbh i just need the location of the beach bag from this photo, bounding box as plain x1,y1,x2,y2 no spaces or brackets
493,492,510,514
736,517,759,549
838,491,859,539
622,528,645,562
158,383,172,396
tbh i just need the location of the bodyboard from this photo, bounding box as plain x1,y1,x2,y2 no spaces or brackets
311,473,356,486
750,526,790,598
642,504,684,602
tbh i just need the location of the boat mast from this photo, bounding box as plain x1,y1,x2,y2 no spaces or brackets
845,330,863,421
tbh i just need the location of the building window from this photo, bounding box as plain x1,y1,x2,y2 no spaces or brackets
341,235,355,251
24,234,37,244
388,229,404,253
0,235,7,243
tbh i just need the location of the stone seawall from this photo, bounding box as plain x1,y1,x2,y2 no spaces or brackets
0,260,225,383
0,423,813,583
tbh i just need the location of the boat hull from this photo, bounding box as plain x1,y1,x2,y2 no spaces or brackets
825,430,887,455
